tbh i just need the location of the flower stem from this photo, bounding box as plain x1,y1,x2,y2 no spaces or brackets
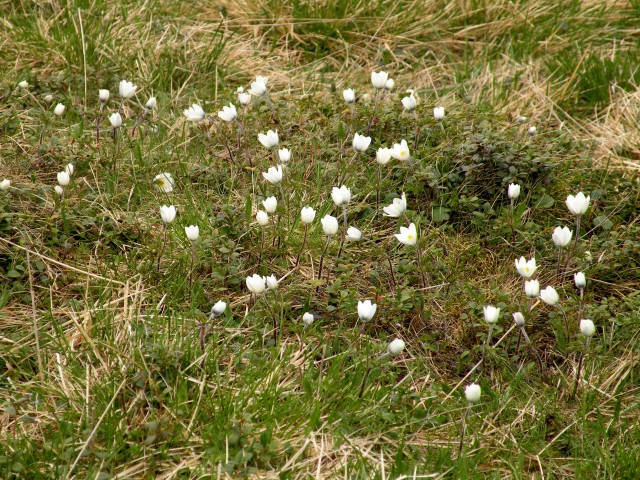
459,405,471,455
556,246,563,283
336,205,347,260
573,215,581,249
257,227,265,271
414,240,428,289
295,225,307,267
413,111,421,151
317,236,332,282
572,337,590,398
366,90,380,136
157,224,168,273
189,241,196,294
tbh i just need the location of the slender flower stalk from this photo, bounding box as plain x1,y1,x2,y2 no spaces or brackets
572,319,595,398
459,383,481,454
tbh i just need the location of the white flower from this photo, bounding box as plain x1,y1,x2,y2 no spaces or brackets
153,172,174,193
211,301,227,317
528,126,537,136
53,103,65,116
246,274,267,294
0,179,10,191
108,112,122,127
525,279,540,298
65,163,74,176
331,185,351,206
483,306,500,324
258,129,279,148
57,171,70,187
278,148,291,163
517,116,527,124
395,222,417,246
262,165,283,184
119,80,137,99
262,196,277,213
183,104,205,122
433,107,445,121
574,272,586,289
266,275,279,290
580,319,595,337
185,225,199,241
256,210,269,226
301,207,316,224
357,300,377,321
465,383,481,403
249,76,268,96
513,312,525,328
218,103,237,122
371,71,388,89
44,95,53,103
566,192,590,216
346,226,362,241
401,94,417,111
238,92,251,105
508,183,520,200
388,338,405,356
552,226,573,247
18,80,29,89
515,256,537,278
390,139,410,161
54,185,63,196
384,78,394,90
376,147,392,165
321,215,339,236
352,133,371,152
99,89,110,103
383,193,407,218
302,312,315,326
160,205,176,224
343,88,356,104
146,97,157,109
540,286,559,306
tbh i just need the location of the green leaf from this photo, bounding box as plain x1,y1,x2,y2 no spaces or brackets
431,207,451,223
593,215,613,231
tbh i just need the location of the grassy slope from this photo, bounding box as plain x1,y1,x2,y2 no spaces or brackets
1,0,639,478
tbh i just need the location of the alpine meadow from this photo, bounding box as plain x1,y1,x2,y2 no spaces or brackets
1,1,640,478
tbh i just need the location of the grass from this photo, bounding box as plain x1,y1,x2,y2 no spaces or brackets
1,0,640,478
